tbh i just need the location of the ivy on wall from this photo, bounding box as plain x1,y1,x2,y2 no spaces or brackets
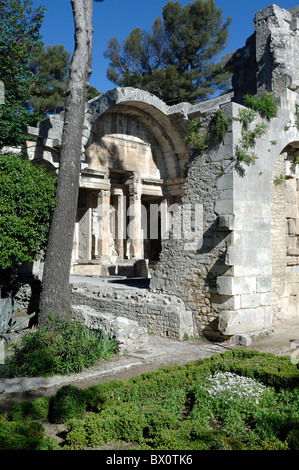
184,92,278,167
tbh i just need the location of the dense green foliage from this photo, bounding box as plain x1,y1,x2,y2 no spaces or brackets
104,0,231,104
7,314,118,377
0,414,57,450
49,385,86,424
0,1,100,142
184,108,231,152
86,85,101,101
0,0,45,147
1,350,298,450
243,92,277,120
0,154,56,270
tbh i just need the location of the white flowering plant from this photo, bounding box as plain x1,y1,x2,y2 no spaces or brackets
188,370,276,435
203,372,267,405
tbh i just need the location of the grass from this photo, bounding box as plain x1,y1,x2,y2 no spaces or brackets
4,314,118,378
0,349,298,450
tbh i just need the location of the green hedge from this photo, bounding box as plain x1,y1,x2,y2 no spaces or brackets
0,416,58,450
2,350,298,450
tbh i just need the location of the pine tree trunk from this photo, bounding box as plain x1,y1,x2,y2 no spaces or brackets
39,0,94,324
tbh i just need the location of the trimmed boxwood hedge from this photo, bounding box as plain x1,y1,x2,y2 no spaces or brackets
1,350,298,450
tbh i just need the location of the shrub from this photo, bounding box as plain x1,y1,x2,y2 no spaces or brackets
49,385,86,424
243,92,277,119
7,314,118,377
2,349,299,450
194,350,299,390
0,153,56,270
12,397,51,421
65,403,148,449
0,416,57,450
286,429,299,450
65,403,179,450
82,367,188,413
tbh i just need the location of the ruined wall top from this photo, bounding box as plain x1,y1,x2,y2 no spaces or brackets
223,4,299,104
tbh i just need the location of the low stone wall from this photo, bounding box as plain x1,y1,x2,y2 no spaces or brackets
72,305,148,353
71,285,195,341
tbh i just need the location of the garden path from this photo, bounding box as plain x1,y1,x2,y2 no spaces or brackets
0,317,298,412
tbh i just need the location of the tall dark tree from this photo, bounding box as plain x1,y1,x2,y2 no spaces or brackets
28,44,101,117
39,0,103,324
104,0,231,104
0,0,45,148
28,44,71,116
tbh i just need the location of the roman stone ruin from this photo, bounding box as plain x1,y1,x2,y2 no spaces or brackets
24,4,299,342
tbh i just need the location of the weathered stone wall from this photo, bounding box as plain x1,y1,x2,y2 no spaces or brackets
150,102,234,339
150,5,299,339
71,283,194,341
271,151,288,321
271,147,299,322
223,5,299,105
72,305,148,353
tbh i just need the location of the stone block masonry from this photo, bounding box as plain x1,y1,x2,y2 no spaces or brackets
71,282,195,341
72,305,149,354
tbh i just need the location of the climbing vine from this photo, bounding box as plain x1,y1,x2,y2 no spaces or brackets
243,92,278,119
235,93,277,166
235,109,268,166
184,108,231,152
184,92,278,167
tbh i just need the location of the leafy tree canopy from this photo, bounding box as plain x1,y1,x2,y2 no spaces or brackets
28,44,101,117
0,154,56,271
86,85,101,101
28,44,71,117
0,0,45,148
104,0,232,104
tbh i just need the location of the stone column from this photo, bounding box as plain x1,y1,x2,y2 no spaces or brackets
97,188,113,258
71,219,80,264
160,199,170,241
128,179,143,259
77,192,93,261
111,187,126,259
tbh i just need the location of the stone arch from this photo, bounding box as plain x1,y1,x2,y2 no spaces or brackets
85,107,179,181
31,157,58,174
271,140,299,322
84,87,188,166
72,88,190,276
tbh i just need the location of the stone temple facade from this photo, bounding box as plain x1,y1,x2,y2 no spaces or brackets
25,4,299,341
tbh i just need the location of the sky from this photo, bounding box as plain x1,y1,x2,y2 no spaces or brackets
31,0,299,94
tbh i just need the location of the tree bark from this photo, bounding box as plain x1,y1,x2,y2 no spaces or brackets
39,0,94,324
